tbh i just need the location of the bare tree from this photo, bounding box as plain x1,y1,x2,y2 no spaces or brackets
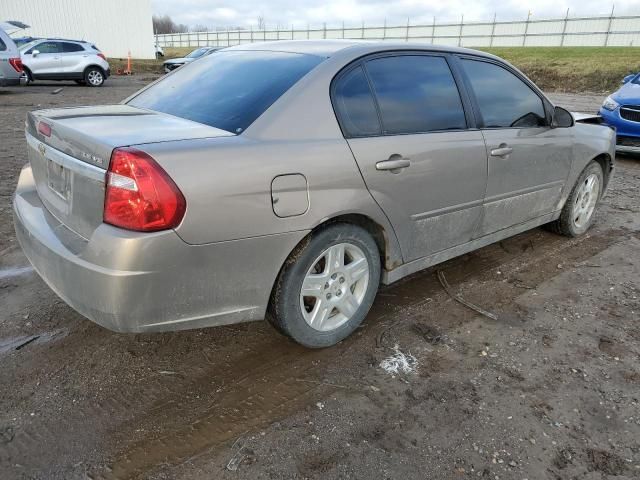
257,15,266,30
153,15,189,34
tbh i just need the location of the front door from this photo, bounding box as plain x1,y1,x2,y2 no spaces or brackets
332,53,488,262
26,41,62,75
458,57,573,236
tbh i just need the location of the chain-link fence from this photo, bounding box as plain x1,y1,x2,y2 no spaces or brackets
155,13,640,49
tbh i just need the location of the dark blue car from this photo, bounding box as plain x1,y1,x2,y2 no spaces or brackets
599,73,640,154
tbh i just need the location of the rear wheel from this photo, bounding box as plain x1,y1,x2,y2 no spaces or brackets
268,224,381,348
84,67,105,87
548,161,604,237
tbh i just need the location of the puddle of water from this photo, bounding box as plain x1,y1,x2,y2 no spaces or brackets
0,266,34,281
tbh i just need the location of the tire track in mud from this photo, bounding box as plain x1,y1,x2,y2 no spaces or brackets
102,227,627,479
2,208,630,479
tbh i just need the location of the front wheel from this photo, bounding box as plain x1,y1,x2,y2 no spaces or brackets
268,224,381,348
84,67,105,87
548,160,604,237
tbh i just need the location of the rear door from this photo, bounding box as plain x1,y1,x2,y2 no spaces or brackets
334,53,488,262
59,42,85,72
457,57,573,236
25,41,63,75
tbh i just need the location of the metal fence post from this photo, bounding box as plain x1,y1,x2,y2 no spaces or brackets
523,11,531,46
431,16,435,44
383,18,387,40
361,21,365,39
560,8,569,47
405,17,410,42
342,21,345,39
458,15,463,46
489,13,496,47
604,4,615,46
323,22,326,39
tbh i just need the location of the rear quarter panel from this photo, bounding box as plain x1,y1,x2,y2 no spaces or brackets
138,135,393,247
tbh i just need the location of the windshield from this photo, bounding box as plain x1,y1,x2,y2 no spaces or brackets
128,50,324,133
186,48,210,58
19,40,40,52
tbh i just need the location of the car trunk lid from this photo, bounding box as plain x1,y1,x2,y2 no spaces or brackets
26,105,233,239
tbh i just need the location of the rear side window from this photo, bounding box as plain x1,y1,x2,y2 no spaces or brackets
61,42,85,53
0,37,6,52
332,66,381,137
128,51,323,134
461,59,546,128
365,55,467,135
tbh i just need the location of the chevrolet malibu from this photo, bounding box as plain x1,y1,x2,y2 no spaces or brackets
14,41,615,348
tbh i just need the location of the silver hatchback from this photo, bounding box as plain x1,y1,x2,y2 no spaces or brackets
13,41,615,347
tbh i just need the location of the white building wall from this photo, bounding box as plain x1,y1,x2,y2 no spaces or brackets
1,0,155,58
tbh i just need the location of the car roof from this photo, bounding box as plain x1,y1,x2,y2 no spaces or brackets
224,40,499,61
35,38,89,44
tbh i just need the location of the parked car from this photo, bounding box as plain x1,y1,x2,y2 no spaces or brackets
14,41,615,348
13,36,40,47
20,39,110,86
0,25,23,87
163,46,217,73
599,73,640,154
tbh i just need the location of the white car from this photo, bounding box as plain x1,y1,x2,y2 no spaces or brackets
20,38,110,86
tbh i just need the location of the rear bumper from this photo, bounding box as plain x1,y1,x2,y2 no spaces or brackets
13,165,307,333
0,77,21,87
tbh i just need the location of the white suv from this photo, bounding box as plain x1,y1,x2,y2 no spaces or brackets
20,39,110,87
0,25,23,87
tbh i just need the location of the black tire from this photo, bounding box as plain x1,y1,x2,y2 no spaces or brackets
22,68,33,85
84,67,105,87
547,160,604,237
268,223,381,348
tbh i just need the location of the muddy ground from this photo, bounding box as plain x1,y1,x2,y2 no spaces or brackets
0,78,639,480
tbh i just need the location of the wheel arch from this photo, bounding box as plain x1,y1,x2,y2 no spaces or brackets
83,64,105,75
591,152,613,190
268,211,403,316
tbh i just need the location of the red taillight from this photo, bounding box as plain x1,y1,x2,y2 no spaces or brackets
9,57,23,73
104,148,186,232
97,53,107,61
38,121,52,137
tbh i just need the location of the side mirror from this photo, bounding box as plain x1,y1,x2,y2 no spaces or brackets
552,106,574,128
622,74,635,84
31,50,40,57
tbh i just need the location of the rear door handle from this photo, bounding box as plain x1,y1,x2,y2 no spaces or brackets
490,144,513,157
376,156,411,173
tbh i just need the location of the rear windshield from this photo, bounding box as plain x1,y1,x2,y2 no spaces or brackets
127,50,324,133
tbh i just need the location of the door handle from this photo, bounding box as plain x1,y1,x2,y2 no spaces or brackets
490,144,513,157
376,156,411,173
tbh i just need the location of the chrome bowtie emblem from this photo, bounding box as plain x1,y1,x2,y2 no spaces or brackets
38,143,46,156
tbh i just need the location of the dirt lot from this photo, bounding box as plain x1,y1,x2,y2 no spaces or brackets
1,77,639,480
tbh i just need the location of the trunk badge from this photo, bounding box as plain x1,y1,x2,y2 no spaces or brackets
38,143,46,156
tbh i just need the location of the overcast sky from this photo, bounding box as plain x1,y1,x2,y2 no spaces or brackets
151,0,638,29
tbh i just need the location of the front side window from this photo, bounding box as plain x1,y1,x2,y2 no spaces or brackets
365,55,467,135
461,59,547,128
332,66,381,137
128,50,323,134
33,42,62,54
